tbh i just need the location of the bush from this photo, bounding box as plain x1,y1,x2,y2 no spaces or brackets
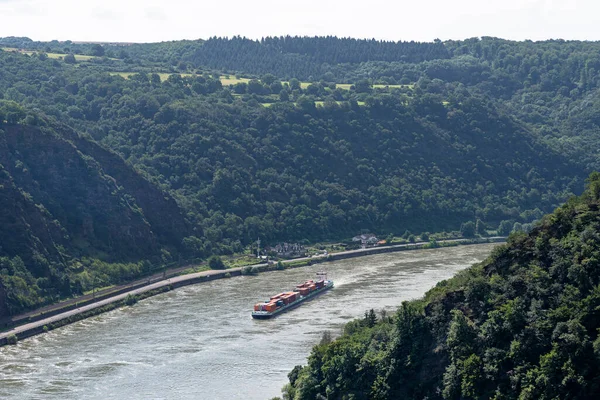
241,266,253,275
208,255,226,270
43,325,49,333
250,266,260,275
224,272,232,278
7,334,18,345
125,294,138,306
276,261,285,270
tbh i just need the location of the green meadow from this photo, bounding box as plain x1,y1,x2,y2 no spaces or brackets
1,47,109,61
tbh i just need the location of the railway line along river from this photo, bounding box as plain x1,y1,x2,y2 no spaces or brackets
0,243,498,399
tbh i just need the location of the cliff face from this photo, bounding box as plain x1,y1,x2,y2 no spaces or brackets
59,125,190,251
0,120,191,317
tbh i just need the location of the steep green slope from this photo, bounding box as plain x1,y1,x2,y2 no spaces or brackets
282,173,600,399
0,115,190,317
0,49,588,252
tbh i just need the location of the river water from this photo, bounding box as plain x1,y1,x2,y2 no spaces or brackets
0,243,497,399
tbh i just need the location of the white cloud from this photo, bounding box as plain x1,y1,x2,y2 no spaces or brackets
0,0,599,42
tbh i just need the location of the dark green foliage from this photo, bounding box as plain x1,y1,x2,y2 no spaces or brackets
124,294,138,306
187,36,449,80
63,53,76,64
208,256,225,270
460,221,476,238
497,220,513,236
0,115,190,317
284,173,600,399
0,47,585,255
6,334,17,345
241,266,259,275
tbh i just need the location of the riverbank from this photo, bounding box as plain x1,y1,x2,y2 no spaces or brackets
0,237,505,346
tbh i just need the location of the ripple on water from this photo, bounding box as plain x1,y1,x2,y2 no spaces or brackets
37,379,75,395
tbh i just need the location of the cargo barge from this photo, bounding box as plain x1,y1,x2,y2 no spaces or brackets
252,272,334,319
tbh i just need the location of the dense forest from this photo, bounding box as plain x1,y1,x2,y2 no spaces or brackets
1,36,600,317
278,173,600,400
0,113,190,316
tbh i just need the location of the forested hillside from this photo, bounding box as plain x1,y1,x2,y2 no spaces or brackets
1,36,600,317
0,109,190,316
279,173,600,399
0,49,585,250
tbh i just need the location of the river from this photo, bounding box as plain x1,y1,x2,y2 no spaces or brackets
0,243,498,399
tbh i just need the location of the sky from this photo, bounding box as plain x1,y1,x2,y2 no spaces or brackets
0,0,599,43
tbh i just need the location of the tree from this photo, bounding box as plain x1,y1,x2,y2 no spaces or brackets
364,308,377,327
0,101,26,124
289,78,301,91
233,82,247,94
306,84,319,95
512,222,523,233
247,79,266,95
497,220,512,236
279,89,290,102
475,219,486,236
91,44,105,57
270,81,283,94
354,79,372,93
64,53,76,64
261,73,276,85
297,95,315,112
460,221,476,238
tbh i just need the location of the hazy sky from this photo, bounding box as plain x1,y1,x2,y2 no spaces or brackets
0,0,598,43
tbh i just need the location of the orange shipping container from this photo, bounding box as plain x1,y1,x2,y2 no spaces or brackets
299,288,309,296
265,303,277,312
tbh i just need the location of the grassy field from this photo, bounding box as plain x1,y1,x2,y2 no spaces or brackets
262,100,366,108
2,47,112,61
220,76,251,85
111,72,194,80
111,72,251,85
107,72,413,91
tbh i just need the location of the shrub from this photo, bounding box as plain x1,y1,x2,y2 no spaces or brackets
125,294,138,306
241,266,253,275
224,272,232,278
43,325,49,333
208,256,226,270
7,334,18,345
276,261,285,270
